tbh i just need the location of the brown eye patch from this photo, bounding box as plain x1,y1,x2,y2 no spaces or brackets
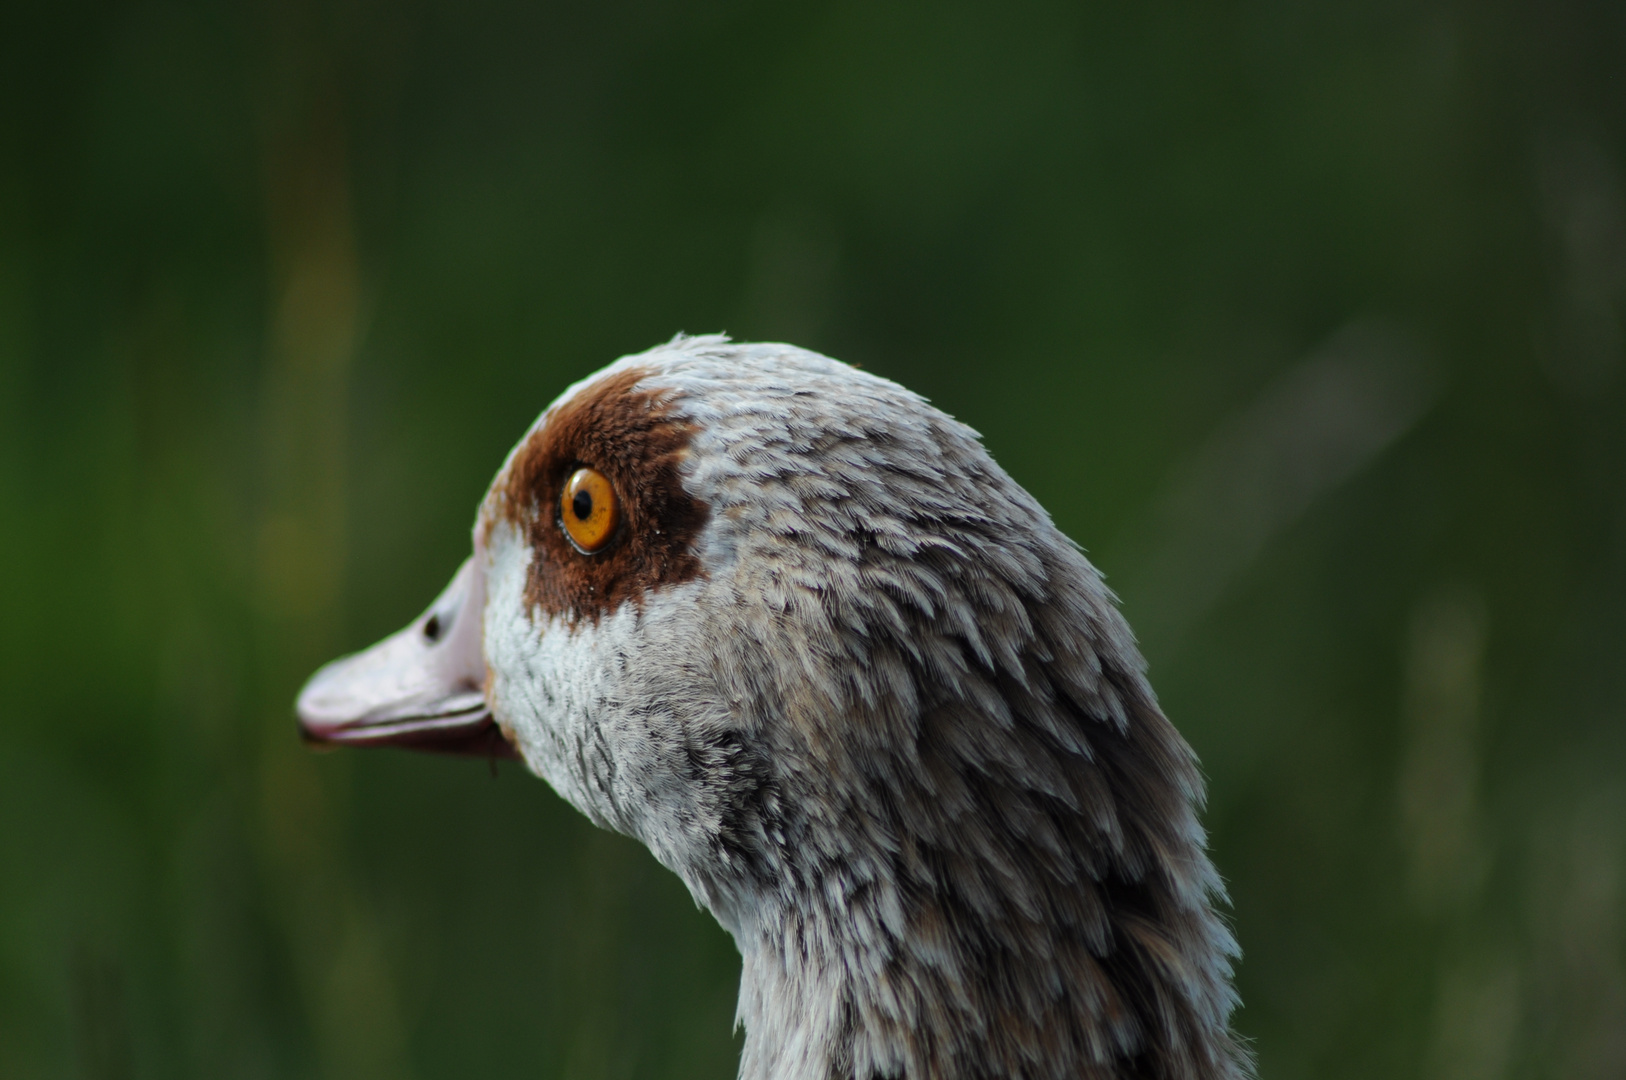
494,366,708,626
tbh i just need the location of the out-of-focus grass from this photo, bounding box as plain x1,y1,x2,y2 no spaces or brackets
1,1,1623,1077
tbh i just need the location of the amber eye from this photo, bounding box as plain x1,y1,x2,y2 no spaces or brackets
560,467,620,553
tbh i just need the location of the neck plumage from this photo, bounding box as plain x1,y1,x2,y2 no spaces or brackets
730,840,1245,1080
655,452,1250,1079
712,663,1249,1080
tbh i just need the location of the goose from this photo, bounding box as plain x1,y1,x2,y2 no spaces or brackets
297,335,1249,1080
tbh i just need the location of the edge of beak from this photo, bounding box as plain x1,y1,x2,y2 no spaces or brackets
299,707,516,758
295,556,518,760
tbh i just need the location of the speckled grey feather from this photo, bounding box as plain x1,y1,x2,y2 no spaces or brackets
474,336,1249,1080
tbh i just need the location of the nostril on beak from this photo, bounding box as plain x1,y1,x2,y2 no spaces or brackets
423,613,443,643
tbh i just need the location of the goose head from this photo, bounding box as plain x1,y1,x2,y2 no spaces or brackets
297,335,1248,1080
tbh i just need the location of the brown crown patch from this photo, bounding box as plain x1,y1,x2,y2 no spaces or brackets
494,365,709,626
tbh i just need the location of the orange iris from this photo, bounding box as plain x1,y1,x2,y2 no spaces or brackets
560,467,619,552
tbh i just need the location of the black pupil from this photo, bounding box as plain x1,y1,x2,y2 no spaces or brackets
572,489,594,521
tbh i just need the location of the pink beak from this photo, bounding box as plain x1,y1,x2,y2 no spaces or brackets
296,556,517,759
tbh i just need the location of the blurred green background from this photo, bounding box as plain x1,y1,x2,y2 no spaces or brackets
2,0,1624,1077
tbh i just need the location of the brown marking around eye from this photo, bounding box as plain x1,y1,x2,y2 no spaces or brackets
494,366,708,626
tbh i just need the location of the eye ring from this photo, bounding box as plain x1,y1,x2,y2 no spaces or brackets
560,467,620,553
